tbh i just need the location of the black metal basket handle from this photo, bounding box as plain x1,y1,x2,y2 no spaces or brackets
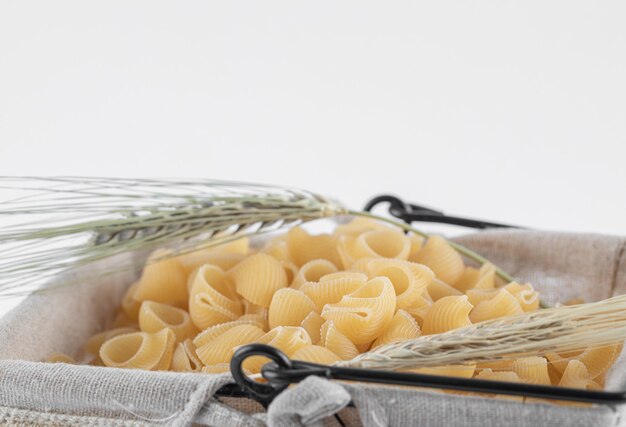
364,195,523,230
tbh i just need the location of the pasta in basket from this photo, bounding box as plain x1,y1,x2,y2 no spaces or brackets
46,218,623,404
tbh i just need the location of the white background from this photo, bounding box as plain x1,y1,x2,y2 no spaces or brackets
1,1,625,315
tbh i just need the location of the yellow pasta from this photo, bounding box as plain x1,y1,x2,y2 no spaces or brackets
268,288,317,329
301,311,325,343
321,277,396,344
337,230,411,268
84,326,138,357
428,278,462,301
72,216,622,398
301,272,368,312
195,324,265,366
469,289,523,323
334,217,390,237
558,360,601,390
138,301,197,343
243,326,312,373
100,328,176,371
320,321,359,360
291,345,341,364
372,310,421,349
362,259,433,310
188,264,243,330
410,236,465,285
45,353,76,364
547,343,622,379
409,364,476,379
504,282,540,312
171,339,203,372
132,250,189,308
511,357,552,385
230,253,288,307
291,259,338,289
193,318,267,348
287,227,342,267
177,238,249,274
422,295,473,335
454,263,496,292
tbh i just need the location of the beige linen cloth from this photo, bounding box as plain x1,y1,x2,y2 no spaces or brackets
1,230,626,426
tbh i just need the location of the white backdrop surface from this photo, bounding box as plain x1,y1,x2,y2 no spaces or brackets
1,1,625,315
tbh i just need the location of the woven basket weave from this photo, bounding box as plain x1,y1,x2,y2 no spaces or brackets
1,229,625,426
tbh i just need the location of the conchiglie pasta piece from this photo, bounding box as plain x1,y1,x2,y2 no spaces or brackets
422,296,472,335
547,344,622,379
403,290,434,327
410,236,465,285
372,310,421,349
365,259,433,310
466,288,499,306
301,311,325,343
287,227,342,267
179,238,249,274
558,360,602,390
301,272,368,312
454,263,496,292
511,357,552,385
230,253,288,307
334,217,390,237
292,345,341,364
243,326,312,373
181,253,247,277
171,339,203,372
291,259,338,289
45,353,76,364
320,321,359,360
268,288,316,330
138,301,197,343
427,278,462,301
100,328,176,371
503,282,540,312
469,289,523,323
195,324,265,366
337,230,411,268
192,318,267,348
408,364,476,379
189,265,243,330
321,277,396,344
84,326,138,356
408,234,425,258
133,250,188,308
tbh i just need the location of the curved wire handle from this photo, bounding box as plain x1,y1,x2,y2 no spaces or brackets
364,195,523,230
229,344,626,406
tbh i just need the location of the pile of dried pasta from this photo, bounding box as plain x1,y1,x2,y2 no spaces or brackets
48,218,621,394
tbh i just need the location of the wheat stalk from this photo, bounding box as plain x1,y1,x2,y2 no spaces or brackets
341,294,626,371
0,177,346,297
